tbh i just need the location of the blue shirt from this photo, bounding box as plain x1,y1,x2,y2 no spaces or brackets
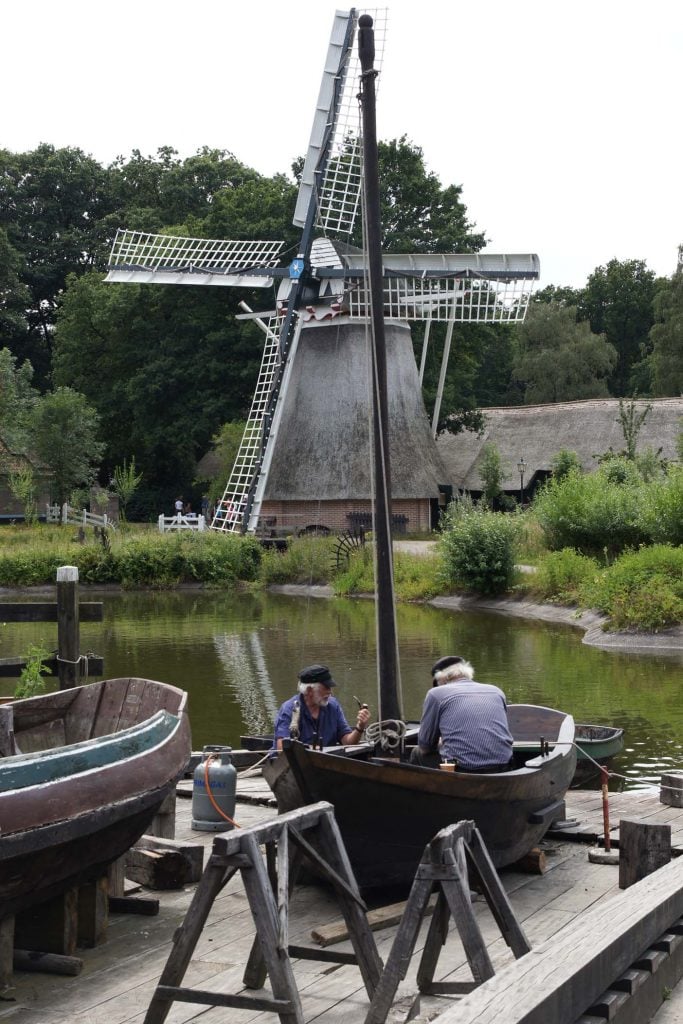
417,680,513,770
273,694,353,749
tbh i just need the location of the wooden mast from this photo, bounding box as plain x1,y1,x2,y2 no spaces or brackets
358,15,402,722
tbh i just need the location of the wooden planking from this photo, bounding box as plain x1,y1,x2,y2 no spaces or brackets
436,855,683,1024
0,602,103,623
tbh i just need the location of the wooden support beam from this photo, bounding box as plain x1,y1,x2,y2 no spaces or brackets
77,877,109,947
661,772,683,809
13,950,83,976
14,888,78,956
125,848,190,890
0,917,14,996
0,602,103,623
132,836,204,883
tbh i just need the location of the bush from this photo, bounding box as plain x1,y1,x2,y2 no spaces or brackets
581,545,683,631
532,548,598,604
439,503,519,595
532,468,646,557
639,466,683,545
259,537,334,586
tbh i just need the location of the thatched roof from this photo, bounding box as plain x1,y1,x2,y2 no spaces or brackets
264,320,448,500
436,397,683,492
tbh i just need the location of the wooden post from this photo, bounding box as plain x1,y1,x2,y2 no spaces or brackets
619,818,671,889
0,917,14,996
660,772,683,808
56,566,80,690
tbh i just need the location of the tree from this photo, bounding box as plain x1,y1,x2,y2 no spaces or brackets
113,456,143,521
195,421,246,508
0,347,38,456
30,388,104,504
479,442,504,507
550,449,582,480
511,302,616,403
578,259,659,396
617,396,652,461
649,259,683,396
0,145,115,385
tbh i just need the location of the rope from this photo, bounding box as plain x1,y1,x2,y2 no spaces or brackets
55,652,91,681
365,719,407,751
545,739,678,792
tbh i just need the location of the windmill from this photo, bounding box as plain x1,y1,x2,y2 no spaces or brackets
106,9,539,537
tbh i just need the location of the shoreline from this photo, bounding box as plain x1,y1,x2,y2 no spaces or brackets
268,584,683,654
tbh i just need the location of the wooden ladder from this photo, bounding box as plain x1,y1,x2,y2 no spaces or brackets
363,819,532,1024
143,801,383,1024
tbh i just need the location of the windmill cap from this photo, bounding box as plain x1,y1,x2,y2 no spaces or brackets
431,656,466,677
299,664,336,687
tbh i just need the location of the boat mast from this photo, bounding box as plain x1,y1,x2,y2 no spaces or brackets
358,15,402,723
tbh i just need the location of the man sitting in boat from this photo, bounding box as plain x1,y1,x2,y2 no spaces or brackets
410,655,514,773
272,664,370,751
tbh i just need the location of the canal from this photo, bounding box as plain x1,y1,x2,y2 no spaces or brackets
3,588,682,788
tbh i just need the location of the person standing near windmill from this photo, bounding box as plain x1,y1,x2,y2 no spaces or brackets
272,664,370,752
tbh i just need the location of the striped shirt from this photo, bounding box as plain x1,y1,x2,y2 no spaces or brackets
417,680,513,770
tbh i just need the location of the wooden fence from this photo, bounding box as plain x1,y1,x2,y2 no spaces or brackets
46,503,115,530
158,513,206,533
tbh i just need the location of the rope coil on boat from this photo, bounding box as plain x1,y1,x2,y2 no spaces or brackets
365,719,407,752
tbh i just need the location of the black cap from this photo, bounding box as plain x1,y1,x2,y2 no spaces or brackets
298,664,336,687
431,656,465,678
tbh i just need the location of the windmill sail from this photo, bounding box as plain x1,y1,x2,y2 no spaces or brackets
105,8,539,538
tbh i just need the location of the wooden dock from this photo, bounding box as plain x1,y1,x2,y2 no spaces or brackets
1,775,683,1023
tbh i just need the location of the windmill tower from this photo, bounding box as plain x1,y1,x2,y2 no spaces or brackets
106,10,539,536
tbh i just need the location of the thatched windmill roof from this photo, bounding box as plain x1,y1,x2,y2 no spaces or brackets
436,397,683,492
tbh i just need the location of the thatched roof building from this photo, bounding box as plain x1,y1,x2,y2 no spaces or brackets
436,397,683,494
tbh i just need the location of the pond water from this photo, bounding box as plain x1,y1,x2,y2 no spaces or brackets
4,588,683,790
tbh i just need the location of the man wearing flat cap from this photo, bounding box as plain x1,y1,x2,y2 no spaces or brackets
272,664,370,751
410,655,513,773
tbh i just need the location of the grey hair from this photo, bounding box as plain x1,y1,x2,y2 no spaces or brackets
298,680,319,695
434,659,474,684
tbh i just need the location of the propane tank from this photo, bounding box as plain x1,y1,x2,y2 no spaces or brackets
191,745,237,832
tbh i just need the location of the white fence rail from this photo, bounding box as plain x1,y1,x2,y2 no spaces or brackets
158,513,206,533
46,503,115,530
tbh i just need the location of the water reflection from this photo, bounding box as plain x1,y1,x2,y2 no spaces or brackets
2,589,681,789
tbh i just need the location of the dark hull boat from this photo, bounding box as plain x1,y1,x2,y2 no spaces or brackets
0,677,191,920
263,704,576,889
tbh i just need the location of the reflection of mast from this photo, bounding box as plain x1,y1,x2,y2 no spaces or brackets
213,632,278,735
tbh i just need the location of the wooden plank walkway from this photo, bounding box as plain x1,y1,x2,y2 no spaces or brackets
0,776,681,1024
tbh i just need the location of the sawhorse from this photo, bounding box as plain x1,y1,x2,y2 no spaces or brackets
143,801,383,1024
364,820,532,1024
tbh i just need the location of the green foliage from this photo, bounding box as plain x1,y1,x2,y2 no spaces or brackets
30,387,104,504
0,347,38,456
550,449,582,480
511,301,616,403
196,421,246,507
617,396,652,459
332,547,442,602
532,548,598,604
578,259,658,397
14,643,52,699
8,465,38,525
259,538,334,586
581,545,683,631
639,466,683,545
478,442,504,507
439,503,519,595
649,265,683,397
113,456,143,520
0,526,261,588
532,468,647,557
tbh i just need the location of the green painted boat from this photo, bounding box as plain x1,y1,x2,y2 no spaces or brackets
0,676,191,921
513,722,624,773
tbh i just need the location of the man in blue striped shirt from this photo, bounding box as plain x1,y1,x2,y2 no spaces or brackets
412,656,514,773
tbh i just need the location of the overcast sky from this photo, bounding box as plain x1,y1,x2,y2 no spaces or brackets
3,0,681,288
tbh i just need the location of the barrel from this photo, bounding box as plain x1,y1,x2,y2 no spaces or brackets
191,745,237,832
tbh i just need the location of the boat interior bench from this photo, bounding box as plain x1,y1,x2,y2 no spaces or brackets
436,855,683,1024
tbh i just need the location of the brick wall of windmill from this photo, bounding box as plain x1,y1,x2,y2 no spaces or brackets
258,498,432,535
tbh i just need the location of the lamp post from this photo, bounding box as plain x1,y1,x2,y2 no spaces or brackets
517,457,526,507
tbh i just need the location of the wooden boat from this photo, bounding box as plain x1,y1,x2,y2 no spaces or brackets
263,704,576,889
514,722,624,780
259,17,576,891
0,676,191,921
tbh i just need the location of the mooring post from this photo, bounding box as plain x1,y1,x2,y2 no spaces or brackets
56,566,80,690
618,817,671,889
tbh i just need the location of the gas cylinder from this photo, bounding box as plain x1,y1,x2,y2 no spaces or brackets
191,745,237,831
